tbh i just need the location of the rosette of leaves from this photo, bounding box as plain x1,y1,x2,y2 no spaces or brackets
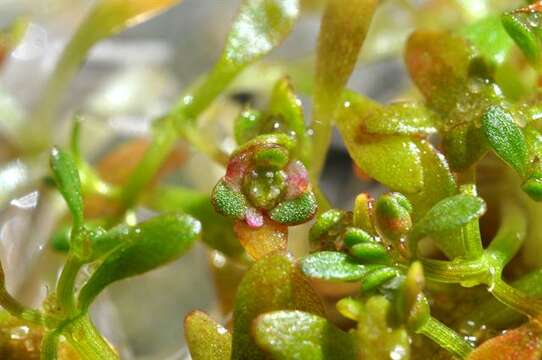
212,134,317,259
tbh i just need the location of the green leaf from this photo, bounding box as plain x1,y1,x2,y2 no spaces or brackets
301,251,371,282
254,311,357,360
232,253,324,360
361,101,438,136
78,213,200,309
269,191,318,225
234,108,264,145
482,106,528,177
337,92,424,193
147,186,243,257
411,194,486,240
50,147,84,229
502,6,542,69
405,30,472,114
185,310,231,360
212,180,249,220
311,0,378,176
441,123,488,171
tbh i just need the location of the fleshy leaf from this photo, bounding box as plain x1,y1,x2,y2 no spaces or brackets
232,253,324,359
482,106,528,177
411,194,486,240
50,147,84,229
254,311,357,360
212,180,249,220
301,251,370,282
337,93,424,193
311,0,378,175
405,30,472,114
361,101,438,136
78,213,200,309
467,323,542,360
502,3,542,69
185,310,231,360
269,191,317,225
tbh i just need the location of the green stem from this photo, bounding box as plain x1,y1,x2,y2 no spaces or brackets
490,278,542,319
0,263,43,324
417,317,473,359
40,330,60,360
64,315,118,360
458,180,484,260
422,258,487,284
56,256,82,314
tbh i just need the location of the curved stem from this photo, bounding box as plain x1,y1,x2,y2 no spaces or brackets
417,317,473,359
422,258,487,284
490,278,542,319
40,330,61,360
0,263,43,325
56,256,82,314
64,315,118,360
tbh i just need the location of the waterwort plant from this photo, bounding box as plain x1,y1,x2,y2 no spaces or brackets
4,0,542,359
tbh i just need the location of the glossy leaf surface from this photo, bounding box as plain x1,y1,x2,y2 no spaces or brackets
50,147,84,229
78,213,200,309
502,3,542,69
482,106,528,176
185,310,232,360
411,194,486,240
254,311,357,360
301,251,370,282
231,253,324,359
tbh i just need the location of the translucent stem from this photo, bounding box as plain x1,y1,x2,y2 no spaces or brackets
56,256,82,314
490,278,542,319
64,315,118,360
40,330,60,360
417,317,473,359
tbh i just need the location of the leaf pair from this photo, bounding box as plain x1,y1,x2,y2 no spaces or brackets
50,148,201,311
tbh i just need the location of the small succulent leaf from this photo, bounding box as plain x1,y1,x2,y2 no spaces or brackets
313,0,378,119
147,186,243,256
232,253,325,360
254,311,357,360
222,0,300,66
337,92,424,193
467,323,542,360
185,310,232,360
411,194,486,240
360,267,401,293
343,227,374,248
374,193,413,242
50,147,84,229
502,5,542,69
462,16,514,68
361,101,438,136
482,106,528,177
358,296,411,360
269,191,317,225
350,243,389,263
309,209,348,244
405,30,472,114
301,251,371,282
212,180,249,220
353,193,377,235
78,213,200,309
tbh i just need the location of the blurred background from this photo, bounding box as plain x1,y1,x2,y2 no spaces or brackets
0,0,521,358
